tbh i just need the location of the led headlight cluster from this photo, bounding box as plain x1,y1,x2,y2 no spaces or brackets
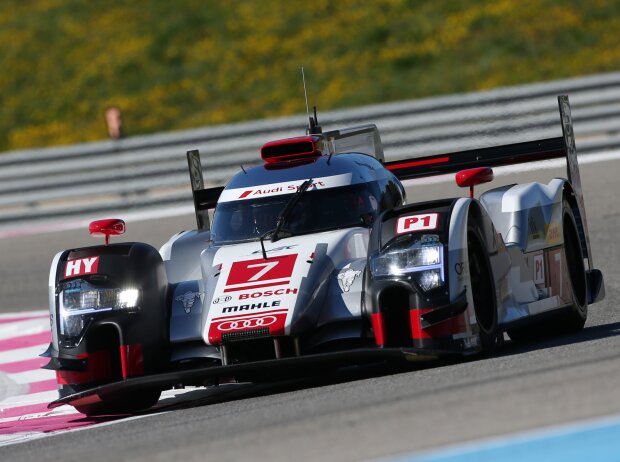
58,280,140,337
62,287,139,312
370,235,445,291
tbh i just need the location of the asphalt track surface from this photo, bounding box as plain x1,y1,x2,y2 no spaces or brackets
1,158,620,461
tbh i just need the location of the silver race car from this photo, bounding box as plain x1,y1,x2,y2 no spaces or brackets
43,96,605,415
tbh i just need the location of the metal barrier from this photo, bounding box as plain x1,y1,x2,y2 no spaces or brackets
3,71,620,226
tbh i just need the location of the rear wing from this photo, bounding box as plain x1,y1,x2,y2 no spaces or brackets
386,95,592,269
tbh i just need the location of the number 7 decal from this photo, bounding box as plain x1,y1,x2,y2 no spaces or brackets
225,254,298,292
246,261,280,281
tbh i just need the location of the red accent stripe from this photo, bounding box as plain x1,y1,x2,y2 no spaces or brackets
387,156,450,171
212,309,289,320
119,344,144,379
410,308,467,340
371,313,386,346
238,190,253,199
0,357,48,373
55,350,115,385
28,379,57,394
410,309,434,339
0,331,50,352
223,280,289,292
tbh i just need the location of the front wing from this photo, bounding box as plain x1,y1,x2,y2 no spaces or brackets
48,347,456,410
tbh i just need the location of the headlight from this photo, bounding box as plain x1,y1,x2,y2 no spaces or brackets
58,281,140,337
62,287,140,312
370,242,442,276
413,269,443,291
370,236,445,291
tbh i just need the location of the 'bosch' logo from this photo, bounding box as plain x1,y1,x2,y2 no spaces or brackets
216,315,278,331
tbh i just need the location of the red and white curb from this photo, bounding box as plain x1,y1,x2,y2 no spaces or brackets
0,311,196,446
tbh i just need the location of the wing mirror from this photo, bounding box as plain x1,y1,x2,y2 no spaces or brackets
89,219,126,245
455,167,494,198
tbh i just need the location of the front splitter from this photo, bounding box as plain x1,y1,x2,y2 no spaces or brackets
48,347,457,409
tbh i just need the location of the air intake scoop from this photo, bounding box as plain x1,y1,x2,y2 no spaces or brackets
260,136,323,164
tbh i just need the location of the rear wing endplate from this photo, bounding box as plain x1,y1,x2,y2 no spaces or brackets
186,149,223,230
322,124,385,162
385,95,592,268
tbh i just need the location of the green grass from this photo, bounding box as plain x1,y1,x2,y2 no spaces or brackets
2,0,620,151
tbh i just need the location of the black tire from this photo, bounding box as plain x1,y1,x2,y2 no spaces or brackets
507,199,587,342
75,389,161,416
467,221,499,353
554,200,588,332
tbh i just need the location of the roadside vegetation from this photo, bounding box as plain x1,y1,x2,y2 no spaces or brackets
2,0,620,151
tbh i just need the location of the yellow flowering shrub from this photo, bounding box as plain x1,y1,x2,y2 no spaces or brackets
1,0,620,151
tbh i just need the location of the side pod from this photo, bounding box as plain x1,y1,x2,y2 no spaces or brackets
366,198,481,352
46,242,169,398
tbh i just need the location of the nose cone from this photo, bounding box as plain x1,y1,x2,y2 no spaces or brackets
202,242,312,345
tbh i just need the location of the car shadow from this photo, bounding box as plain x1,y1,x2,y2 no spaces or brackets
496,320,620,357
138,320,620,416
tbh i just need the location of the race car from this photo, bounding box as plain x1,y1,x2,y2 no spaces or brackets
43,95,605,415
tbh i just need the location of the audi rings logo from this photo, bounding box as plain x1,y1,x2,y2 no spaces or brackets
217,315,278,331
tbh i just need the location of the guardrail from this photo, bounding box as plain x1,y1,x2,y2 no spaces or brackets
3,71,620,227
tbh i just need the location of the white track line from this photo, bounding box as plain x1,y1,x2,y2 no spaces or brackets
0,390,58,407
0,344,50,365
0,311,47,320
6,369,55,385
0,319,50,341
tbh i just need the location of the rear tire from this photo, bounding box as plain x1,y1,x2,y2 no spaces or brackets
553,200,588,332
507,199,587,342
467,221,499,353
75,389,161,416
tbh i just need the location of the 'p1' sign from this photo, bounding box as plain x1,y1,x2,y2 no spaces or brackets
396,213,438,234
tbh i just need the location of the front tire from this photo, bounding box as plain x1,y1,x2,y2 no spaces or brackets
467,221,499,353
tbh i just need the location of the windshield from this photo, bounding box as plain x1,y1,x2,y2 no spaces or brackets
211,181,384,244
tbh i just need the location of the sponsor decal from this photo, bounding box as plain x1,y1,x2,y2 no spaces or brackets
175,291,203,314
454,262,465,275
337,264,362,293
396,213,438,234
238,287,298,299
224,254,297,292
546,223,561,245
217,315,278,331
212,295,232,304
534,254,545,284
217,173,353,202
250,244,297,255
420,234,440,244
208,309,288,343
222,300,281,313
64,257,99,278
528,215,543,240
